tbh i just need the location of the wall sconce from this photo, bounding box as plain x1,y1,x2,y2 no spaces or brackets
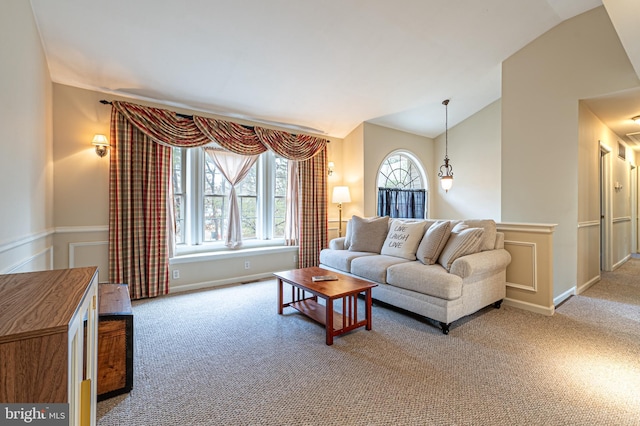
92,134,109,157
332,186,351,237
614,181,623,192
632,116,640,125
328,161,334,176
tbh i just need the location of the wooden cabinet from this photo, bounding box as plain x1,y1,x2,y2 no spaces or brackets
0,267,99,426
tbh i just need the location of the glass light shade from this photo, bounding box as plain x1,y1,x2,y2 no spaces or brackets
92,134,108,145
633,116,640,125
332,186,351,204
440,176,453,192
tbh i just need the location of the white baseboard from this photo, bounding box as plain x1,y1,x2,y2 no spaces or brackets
576,275,600,295
612,254,631,271
553,286,576,307
169,272,274,293
503,297,555,316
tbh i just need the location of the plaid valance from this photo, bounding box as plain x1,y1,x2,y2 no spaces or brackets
112,101,327,160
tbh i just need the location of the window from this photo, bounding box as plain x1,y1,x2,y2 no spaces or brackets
377,151,427,218
377,152,424,189
172,146,288,253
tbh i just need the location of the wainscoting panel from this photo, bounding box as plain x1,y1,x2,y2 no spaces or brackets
497,223,556,316
612,217,631,269
0,231,54,274
3,247,53,274
69,241,108,283
577,220,600,294
503,241,536,291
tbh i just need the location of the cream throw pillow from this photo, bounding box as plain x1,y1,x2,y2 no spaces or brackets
348,215,390,253
462,219,497,251
438,226,484,271
416,220,452,265
380,220,427,260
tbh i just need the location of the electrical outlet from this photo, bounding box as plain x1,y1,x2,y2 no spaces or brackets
244,261,250,269
172,269,180,279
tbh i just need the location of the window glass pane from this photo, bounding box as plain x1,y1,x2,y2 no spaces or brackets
377,153,423,189
204,196,225,242
172,148,184,244
273,156,288,238
174,195,184,244
240,196,257,238
203,151,258,242
172,148,183,193
204,153,228,242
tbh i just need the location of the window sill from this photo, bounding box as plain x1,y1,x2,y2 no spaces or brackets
170,244,298,265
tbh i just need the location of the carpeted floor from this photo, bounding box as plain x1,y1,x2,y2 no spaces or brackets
97,260,640,425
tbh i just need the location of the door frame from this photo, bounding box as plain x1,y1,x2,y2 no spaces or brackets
600,142,612,271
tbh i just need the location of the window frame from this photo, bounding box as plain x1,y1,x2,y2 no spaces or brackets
376,150,429,217
173,146,288,256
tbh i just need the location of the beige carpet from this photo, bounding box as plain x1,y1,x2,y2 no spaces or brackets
98,260,640,425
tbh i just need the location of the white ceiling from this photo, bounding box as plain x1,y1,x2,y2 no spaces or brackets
29,0,639,141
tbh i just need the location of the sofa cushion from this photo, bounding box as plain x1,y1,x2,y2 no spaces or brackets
380,220,427,260
348,215,390,253
416,220,451,265
319,249,376,273
350,255,410,284
462,219,497,251
386,262,463,300
438,226,484,271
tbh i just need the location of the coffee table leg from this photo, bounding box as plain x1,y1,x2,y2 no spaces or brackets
365,289,372,330
277,278,283,314
326,298,333,345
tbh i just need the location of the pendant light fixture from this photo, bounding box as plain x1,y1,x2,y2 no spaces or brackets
438,99,454,192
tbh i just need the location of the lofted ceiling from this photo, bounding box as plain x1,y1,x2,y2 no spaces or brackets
29,0,640,142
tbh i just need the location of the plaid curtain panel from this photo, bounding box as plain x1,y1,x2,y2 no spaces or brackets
297,149,328,268
109,109,171,299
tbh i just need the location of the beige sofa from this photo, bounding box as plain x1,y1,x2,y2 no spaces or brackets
319,216,511,334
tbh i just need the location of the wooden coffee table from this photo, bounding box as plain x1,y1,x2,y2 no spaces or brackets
275,266,377,345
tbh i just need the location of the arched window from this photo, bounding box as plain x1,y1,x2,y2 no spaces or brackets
377,151,427,218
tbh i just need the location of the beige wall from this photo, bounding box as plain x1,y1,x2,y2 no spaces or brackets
432,100,502,220
341,123,366,220
0,0,54,273
502,6,640,301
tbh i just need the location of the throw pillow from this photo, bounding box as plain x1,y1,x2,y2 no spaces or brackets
438,227,484,271
380,220,427,260
348,215,390,253
462,219,497,251
343,219,353,250
416,220,452,265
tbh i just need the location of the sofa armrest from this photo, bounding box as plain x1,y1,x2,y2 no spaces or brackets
450,249,512,279
329,237,347,250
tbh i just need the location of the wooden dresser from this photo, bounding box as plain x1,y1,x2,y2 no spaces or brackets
0,267,99,426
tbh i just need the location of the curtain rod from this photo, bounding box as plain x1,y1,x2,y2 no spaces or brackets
98,99,329,141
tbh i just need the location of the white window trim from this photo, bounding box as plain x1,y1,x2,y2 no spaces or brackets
173,147,286,257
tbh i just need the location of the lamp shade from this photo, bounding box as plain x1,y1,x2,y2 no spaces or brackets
92,134,108,145
440,176,453,192
332,186,351,204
